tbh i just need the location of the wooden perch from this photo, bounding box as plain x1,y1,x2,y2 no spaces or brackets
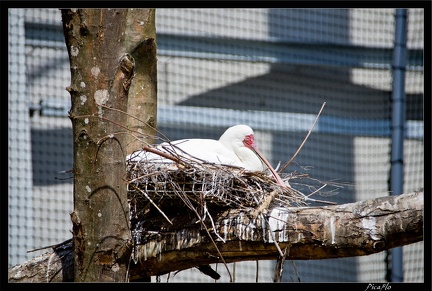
128,190,423,279
8,190,423,282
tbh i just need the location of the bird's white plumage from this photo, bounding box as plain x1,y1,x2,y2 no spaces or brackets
127,124,289,187
126,124,265,171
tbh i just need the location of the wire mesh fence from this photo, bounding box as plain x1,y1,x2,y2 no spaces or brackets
8,8,424,282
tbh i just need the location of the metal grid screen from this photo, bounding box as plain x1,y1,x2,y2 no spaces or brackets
8,8,424,282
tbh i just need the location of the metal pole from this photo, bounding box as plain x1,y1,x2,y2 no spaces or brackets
389,8,407,283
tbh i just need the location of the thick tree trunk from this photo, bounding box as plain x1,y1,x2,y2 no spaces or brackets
8,191,423,282
61,8,142,282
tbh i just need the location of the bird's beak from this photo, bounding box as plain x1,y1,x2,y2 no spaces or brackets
250,144,287,188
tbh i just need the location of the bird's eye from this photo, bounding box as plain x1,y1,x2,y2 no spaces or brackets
243,134,254,147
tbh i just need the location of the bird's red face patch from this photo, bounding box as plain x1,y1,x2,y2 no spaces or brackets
243,134,255,149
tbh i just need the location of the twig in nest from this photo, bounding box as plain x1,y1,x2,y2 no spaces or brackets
169,181,233,282
141,145,185,165
94,102,171,143
273,246,289,282
263,213,285,257
251,189,282,217
130,184,173,224
27,238,73,253
289,186,337,205
279,102,326,173
291,260,301,282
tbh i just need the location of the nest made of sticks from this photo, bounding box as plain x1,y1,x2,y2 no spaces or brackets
126,158,308,234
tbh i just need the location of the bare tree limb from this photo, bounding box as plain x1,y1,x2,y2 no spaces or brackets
128,190,423,279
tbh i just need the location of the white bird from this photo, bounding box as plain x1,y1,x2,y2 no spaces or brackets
127,124,287,187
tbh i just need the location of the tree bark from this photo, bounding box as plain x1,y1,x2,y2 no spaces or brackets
61,8,137,282
8,190,423,282
124,9,158,155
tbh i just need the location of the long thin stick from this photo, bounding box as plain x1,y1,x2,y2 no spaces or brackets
279,102,326,173
133,186,173,224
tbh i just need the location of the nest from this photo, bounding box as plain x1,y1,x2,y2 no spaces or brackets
124,145,338,279
126,159,308,237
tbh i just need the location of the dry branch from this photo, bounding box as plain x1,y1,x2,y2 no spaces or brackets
8,190,423,282
128,189,423,279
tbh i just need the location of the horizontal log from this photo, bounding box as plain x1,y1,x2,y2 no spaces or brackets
129,190,423,279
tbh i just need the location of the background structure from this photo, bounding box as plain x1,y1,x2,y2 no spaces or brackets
8,8,424,282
